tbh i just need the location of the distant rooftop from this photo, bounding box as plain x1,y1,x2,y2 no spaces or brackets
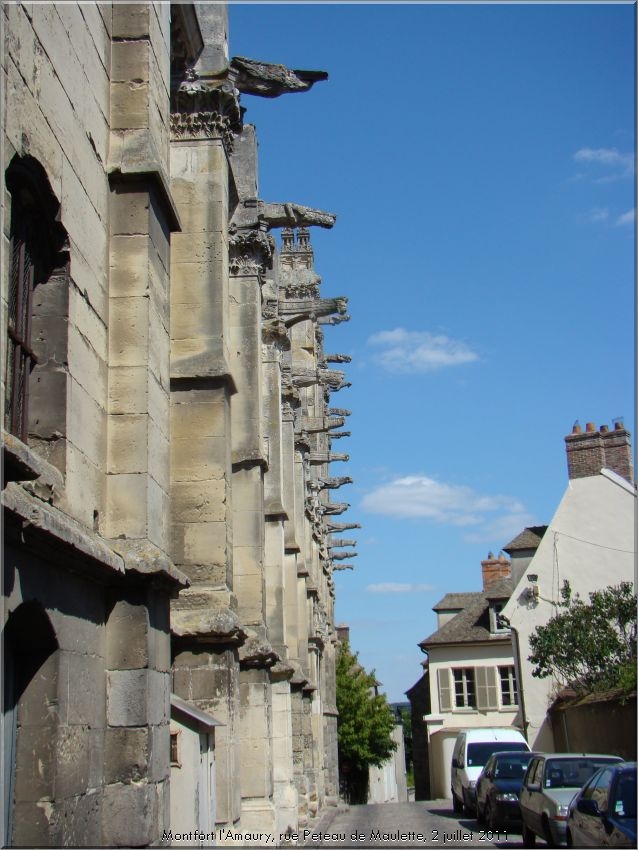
503,525,548,553
420,584,512,648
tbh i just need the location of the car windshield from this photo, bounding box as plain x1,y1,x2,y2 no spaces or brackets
613,772,637,819
543,758,621,789
494,754,533,779
467,742,528,767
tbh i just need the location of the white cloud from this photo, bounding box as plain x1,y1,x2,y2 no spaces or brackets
366,582,435,594
616,209,635,226
361,475,535,545
588,207,609,222
367,328,478,374
573,147,634,180
462,511,537,545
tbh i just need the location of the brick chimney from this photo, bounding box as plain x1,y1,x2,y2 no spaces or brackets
481,552,511,591
565,421,634,485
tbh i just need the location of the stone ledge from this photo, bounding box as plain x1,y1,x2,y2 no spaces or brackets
108,129,182,232
107,538,189,590
172,605,247,645
3,430,65,490
170,353,238,392
3,482,124,576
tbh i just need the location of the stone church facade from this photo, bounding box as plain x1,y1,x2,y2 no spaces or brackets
2,3,352,845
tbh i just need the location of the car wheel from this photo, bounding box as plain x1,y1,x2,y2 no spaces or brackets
566,827,573,848
462,787,474,816
452,792,463,814
522,823,536,848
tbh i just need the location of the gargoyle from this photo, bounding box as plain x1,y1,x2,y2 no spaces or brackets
259,202,336,230
232,200,336,232
230,56,328,98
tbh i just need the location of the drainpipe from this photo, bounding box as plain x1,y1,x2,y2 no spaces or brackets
509,626,529,743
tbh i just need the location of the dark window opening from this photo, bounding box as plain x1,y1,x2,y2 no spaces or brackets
4,155,68,443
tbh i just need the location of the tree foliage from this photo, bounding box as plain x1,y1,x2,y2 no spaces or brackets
335,641,397,772
528,581,637,694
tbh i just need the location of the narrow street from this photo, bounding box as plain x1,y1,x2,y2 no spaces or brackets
299,801,527,848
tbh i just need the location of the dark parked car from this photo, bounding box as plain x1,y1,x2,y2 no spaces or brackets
476,750,538,830
567,761,636,848
519,753,624,847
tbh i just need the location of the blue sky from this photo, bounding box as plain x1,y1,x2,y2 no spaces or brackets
228,2,636,702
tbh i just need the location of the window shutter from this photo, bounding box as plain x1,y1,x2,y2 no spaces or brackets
485,666,498,709
476,666,487,710
476,667,498,710
437,668,451,712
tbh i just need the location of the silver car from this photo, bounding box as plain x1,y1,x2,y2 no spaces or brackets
519,754,623,847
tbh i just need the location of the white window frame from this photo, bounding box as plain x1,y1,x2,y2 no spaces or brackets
453,667,477,709
498,665,519,707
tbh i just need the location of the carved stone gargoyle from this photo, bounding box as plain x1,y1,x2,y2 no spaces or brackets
326,521,362,533
322,471,348,486
230,56,328,98
234,199,336,232
328,539,357,549
331,551,358,561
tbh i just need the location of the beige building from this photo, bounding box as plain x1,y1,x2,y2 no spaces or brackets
415,555,522,800
502,422,635,752
2,3,350,845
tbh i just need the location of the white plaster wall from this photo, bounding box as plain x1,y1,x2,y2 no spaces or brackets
426,642,518,724
170,722,203,837
502,470,636,751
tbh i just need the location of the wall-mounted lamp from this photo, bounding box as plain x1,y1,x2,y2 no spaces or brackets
526,573,539,598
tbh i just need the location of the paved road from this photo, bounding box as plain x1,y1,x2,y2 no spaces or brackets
297,801,527,849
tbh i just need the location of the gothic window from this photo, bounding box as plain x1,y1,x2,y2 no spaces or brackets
499,665,519,706
5,189,40,439
453,667,476,709
4,154,68,446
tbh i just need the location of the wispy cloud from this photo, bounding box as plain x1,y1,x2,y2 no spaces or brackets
573,147,634,181
366,582,435,594
616,209,635,226
367,328,478,374
588,207,609,222
361,474,535,545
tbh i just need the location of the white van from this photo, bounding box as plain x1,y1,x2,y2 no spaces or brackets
451,727,530,814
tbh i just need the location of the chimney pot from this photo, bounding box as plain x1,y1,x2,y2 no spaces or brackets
565,419,633,484
572,423,582,434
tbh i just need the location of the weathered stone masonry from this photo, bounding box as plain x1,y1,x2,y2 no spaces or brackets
3,2,352,845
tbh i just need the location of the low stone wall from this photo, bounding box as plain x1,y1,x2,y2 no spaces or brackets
549,689,636,760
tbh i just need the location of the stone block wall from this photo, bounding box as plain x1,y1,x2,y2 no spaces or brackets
3,2,351,845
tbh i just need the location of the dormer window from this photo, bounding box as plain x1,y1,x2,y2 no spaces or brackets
489,601,509,633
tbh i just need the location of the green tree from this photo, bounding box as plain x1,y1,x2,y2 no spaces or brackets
336,641,397,802
528,581,637,694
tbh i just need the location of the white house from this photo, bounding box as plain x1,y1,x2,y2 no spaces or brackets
419,555,523,799
170,695,223,845
502,421,636,752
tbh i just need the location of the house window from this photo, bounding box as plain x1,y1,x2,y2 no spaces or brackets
499,665,518,706
453,667,476,709
489,601,509,633
170,732,180,766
